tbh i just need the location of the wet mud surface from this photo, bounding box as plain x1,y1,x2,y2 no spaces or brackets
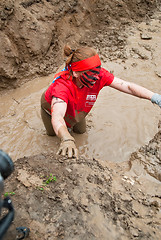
0,0,161,239
4,124,161,239
1,15,161,162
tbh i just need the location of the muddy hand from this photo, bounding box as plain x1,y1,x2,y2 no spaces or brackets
151,93,161,108
57,139,78,159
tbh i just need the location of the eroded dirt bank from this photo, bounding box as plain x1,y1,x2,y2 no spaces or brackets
0,0,160,89
4,123,161,240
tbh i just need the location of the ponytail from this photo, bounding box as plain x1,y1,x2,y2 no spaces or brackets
64,45,74,57
64,44,97,68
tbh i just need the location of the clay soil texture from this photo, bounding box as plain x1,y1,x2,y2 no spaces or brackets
4,123,161,240
0,0,160,89
0,0,161,239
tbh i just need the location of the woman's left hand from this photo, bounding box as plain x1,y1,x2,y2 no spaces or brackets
57,139,78,159
151,93,161,108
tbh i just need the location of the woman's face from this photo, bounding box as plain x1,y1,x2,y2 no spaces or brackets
73,71,84,88
73,71,83,78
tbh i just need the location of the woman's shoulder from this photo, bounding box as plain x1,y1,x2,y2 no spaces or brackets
99,67,114,86
100,67,113,75
100,67,114,78
52,74,73,87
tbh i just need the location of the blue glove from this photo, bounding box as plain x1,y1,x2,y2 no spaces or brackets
151,93,161,108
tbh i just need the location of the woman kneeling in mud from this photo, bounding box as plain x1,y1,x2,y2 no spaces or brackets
41,45,161,159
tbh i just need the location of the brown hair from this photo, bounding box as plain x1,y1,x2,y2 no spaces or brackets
64,45,97,67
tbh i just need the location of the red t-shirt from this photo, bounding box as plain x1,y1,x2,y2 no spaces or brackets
45,67,114,127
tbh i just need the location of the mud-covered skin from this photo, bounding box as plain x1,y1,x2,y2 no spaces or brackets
0,0,159,89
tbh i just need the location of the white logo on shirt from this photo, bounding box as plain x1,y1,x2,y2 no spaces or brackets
86,95,96,101
85,94,97,107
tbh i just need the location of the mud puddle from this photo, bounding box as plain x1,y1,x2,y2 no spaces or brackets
0,18,161,163
1,13,161,240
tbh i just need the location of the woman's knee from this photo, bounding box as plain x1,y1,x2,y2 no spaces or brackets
73,119,86,134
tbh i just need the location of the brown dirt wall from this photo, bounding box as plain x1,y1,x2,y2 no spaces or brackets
0,0,160,89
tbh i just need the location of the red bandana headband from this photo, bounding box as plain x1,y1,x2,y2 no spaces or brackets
69,54,101,72
53,54,101,81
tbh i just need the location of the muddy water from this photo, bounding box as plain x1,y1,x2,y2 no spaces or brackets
0,19,161,162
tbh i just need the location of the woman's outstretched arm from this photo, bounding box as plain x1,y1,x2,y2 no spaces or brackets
51,97,78,159
110,77,154,99
109,77,161,108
